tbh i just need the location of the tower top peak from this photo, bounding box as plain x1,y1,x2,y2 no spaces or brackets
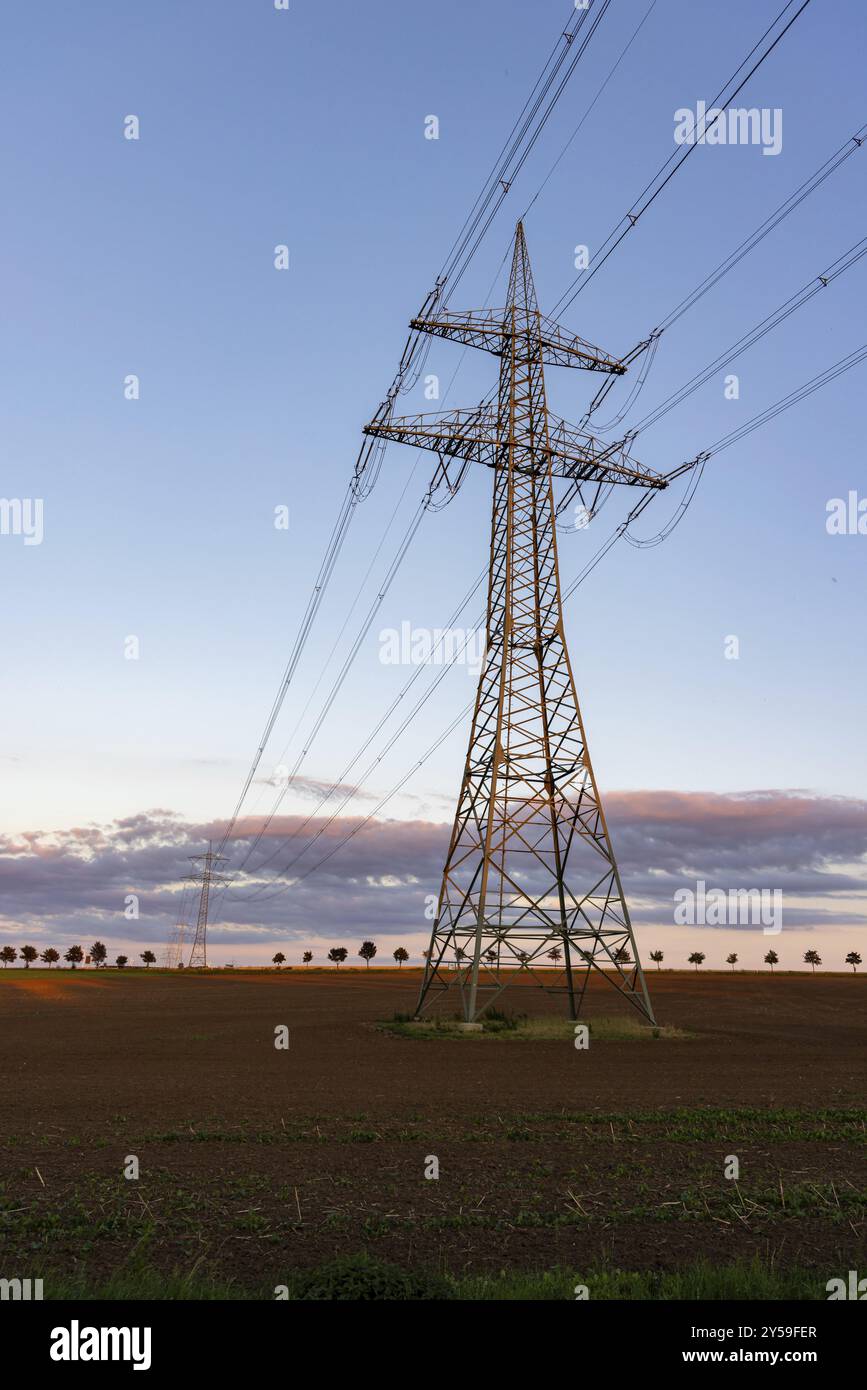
507,220,537,314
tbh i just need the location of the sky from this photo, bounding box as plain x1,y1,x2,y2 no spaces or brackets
1,0,865,971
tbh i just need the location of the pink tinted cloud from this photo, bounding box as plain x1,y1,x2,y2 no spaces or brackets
0,791,863,953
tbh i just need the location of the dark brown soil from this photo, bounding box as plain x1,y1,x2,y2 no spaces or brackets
1,968,864,1291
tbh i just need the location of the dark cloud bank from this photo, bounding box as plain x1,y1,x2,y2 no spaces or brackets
1,790,865,953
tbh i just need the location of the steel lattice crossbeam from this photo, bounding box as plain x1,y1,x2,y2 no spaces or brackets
364,404,666,489
364,222,661,1024
408,306,628,372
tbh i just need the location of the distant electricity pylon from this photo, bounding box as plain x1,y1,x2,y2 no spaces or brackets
162,920,186,970
186,843,229,969
364,222,667,1024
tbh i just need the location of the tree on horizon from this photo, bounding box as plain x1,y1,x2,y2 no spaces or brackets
547,946,563,964
726,953,738,970
764,949,779,972
115,955,128,969
302,951,313,967
393,947,409,968
65,945,84,970
273,952,286,968
20,945,38,969
688,951,706,971
327,947,348,968
0,946,17,968
845,951,861,973
90,941,107,969
649,950,664,970
41,948,59,968
358,941,377,968
141,951,156,968
804,949,822,973
614,946,632,964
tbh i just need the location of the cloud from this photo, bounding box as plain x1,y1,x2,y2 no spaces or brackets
0,791,864,957
603,789,867,917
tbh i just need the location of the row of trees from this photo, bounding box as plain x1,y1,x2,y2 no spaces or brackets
2,939,860,974
660,949,862,973
0,942,157,969
272,943,411,969
270,944,862,973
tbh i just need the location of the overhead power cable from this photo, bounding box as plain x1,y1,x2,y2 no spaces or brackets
209,1,615,864
631,235,867,435
229,337,867,905
227,224,867,888
226,565,489,896
655,124,867,334
227,224,866,888
222,0,680,889
551,0,814,316
439,3,602,287
215,485,356,855
212,0,819,904
213,0,812,873
520,0,660,222
440,0,615,297
701,339,867,458
583,120,867,429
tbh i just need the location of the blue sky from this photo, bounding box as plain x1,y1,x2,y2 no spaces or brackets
1,0,865,968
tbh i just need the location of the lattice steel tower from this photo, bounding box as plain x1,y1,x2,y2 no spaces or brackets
187,843,228,969
364,223,668,1023
163,919,186,970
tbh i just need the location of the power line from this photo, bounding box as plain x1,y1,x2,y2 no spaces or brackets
220,0,656,892
211,0,822,909
215,483,356,854
217,350,501,896
228,565,488,897
551,0,814,316
213,0,812,873
438,5,597,287
224,335,867,906
520,0,660,221
230,223,867,891
631,235,867,435
440,0,616,296
583,120,867,429
209,0,616,865
227,220,867,890
655,124,867,334
702,339,867,457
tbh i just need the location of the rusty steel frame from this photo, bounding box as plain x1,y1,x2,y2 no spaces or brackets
364,223,663,1024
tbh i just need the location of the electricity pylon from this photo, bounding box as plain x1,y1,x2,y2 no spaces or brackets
364,222,667,1024
187,843,228,969
163,920,186,969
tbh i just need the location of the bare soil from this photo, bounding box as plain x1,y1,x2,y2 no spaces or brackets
0,968,864,1292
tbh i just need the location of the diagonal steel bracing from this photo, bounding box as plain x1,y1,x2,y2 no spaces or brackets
364,222,663,1023
187,844,229,970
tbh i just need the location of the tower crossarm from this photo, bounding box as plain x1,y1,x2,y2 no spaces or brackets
363,406,667,491
409,308,626,374
547,413,667,489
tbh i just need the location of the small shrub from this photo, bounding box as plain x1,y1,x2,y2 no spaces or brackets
482,1008,524,1033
